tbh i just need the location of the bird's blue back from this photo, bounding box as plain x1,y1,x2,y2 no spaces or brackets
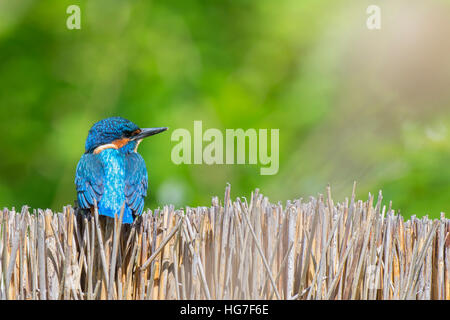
75,118,149,224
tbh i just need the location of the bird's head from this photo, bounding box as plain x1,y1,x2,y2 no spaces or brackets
85,117,167,154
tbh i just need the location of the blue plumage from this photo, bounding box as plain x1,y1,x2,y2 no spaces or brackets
85,117,140,154
75,117,167,224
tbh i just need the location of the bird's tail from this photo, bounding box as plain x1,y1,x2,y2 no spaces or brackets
98,203,134,224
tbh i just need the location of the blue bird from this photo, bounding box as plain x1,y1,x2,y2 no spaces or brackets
75,117,167,224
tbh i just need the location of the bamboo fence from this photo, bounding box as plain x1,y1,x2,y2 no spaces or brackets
0,184,449,300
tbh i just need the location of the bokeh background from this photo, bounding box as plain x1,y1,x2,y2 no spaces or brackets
1,0,449,218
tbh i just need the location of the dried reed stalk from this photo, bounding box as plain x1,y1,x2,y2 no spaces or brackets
0,185,449,300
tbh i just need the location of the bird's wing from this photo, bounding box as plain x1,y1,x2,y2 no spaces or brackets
75,153,104,209
124,152,148,216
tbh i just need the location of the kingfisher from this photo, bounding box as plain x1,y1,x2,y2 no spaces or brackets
75,117,167,224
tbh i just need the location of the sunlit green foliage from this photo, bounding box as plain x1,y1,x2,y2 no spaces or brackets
0,0,449,218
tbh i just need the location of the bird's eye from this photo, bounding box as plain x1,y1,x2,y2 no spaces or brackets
124,129,141,138
124,131,133,138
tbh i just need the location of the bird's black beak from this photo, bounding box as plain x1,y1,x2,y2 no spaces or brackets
131,127,168,141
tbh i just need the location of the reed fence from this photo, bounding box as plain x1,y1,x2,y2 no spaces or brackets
0,184,449,300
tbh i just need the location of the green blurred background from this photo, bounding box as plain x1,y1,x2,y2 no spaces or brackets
0,0,449,218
